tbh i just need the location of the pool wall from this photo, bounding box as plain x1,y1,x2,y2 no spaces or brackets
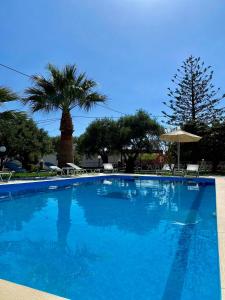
0,174,215,194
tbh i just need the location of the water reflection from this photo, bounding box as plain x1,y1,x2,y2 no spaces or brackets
0,239,99,297
0,179,217,299
75,179,197,235
0,187,98,298
0,192,47,232
56,189,72,250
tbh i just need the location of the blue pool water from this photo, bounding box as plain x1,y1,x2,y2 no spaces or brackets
0,177,220,299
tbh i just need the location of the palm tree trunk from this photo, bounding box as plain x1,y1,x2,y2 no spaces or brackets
100,152,108,163
58,110,74,167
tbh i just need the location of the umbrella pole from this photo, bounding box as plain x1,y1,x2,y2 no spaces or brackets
177,142,180,170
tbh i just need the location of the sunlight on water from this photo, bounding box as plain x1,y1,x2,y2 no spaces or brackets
0,178,220,300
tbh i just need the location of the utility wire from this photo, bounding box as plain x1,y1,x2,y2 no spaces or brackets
95,103,126,115
0,63,127,116
0,63,31,78
0,62,165,119
35,115,121,124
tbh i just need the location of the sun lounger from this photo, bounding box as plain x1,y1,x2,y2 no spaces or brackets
103,163,116,173
64,163,87,175
156,164,174,175
0,171,14,182
49,166,64,175
185,164,199,177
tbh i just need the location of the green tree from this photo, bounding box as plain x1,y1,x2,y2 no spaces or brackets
117,110,163,173
23,64,106,167
0,112,53,169
162,56,224,126
206,121,225,171
0,86,19,119
181,120,225,172
77,118,118,163
0,86,18,103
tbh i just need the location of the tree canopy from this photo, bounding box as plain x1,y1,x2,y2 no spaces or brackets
117,110,164,172
162,56,224,125
78,110,164,172
0,112,53,169
77,118,118,163
0,86,18,103
180,120,225,171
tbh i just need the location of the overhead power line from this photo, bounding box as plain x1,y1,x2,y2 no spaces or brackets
0,63,127,115
35,115,121,125
0,63,31,78
0,62,165,119
95,103,126,115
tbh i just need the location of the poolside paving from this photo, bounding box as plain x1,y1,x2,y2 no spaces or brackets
216,177,225,299
0,279,68,300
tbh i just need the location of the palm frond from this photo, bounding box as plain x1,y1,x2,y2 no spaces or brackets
63,64,77,81
80,92,107,111
0,87,18,103
24,63,107,113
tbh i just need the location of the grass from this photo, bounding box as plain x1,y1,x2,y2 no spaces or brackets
12,171,56,179
4,170,225,181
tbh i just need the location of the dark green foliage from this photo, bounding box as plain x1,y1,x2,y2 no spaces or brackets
163,56,224,125
0,86,18,103
117,110,164,172
51,136,61,153
12,172,56,179
77,118,118,163
181,120,225,171
0,112,53,169
77,111,163,172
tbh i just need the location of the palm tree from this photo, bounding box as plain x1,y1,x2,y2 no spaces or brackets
0,86,19,119
23,64,107,167
0,86,18,103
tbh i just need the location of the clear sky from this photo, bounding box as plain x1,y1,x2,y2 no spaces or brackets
1,0,225,136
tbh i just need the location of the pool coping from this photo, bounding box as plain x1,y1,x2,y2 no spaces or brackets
0,173,224,299
0,172,216,192
0,279,68,300
215,177,225,300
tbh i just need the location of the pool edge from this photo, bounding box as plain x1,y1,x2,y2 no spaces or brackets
215,177,225,300
0,173,216,193
0,279,68,300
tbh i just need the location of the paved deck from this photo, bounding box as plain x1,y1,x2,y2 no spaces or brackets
0,279,68,300
216,177,225,299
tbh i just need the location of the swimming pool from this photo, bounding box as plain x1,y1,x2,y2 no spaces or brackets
0,176,220,299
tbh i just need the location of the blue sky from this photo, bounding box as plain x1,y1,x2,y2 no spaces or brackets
1,0,225,136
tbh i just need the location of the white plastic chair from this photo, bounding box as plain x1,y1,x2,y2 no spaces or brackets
49,165,64,175
186,164,199,177
64,163,87,175
103,163,114,173
0,171,14,182
156,164,174,175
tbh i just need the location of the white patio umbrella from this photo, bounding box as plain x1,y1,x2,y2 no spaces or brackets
160,130,202,170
